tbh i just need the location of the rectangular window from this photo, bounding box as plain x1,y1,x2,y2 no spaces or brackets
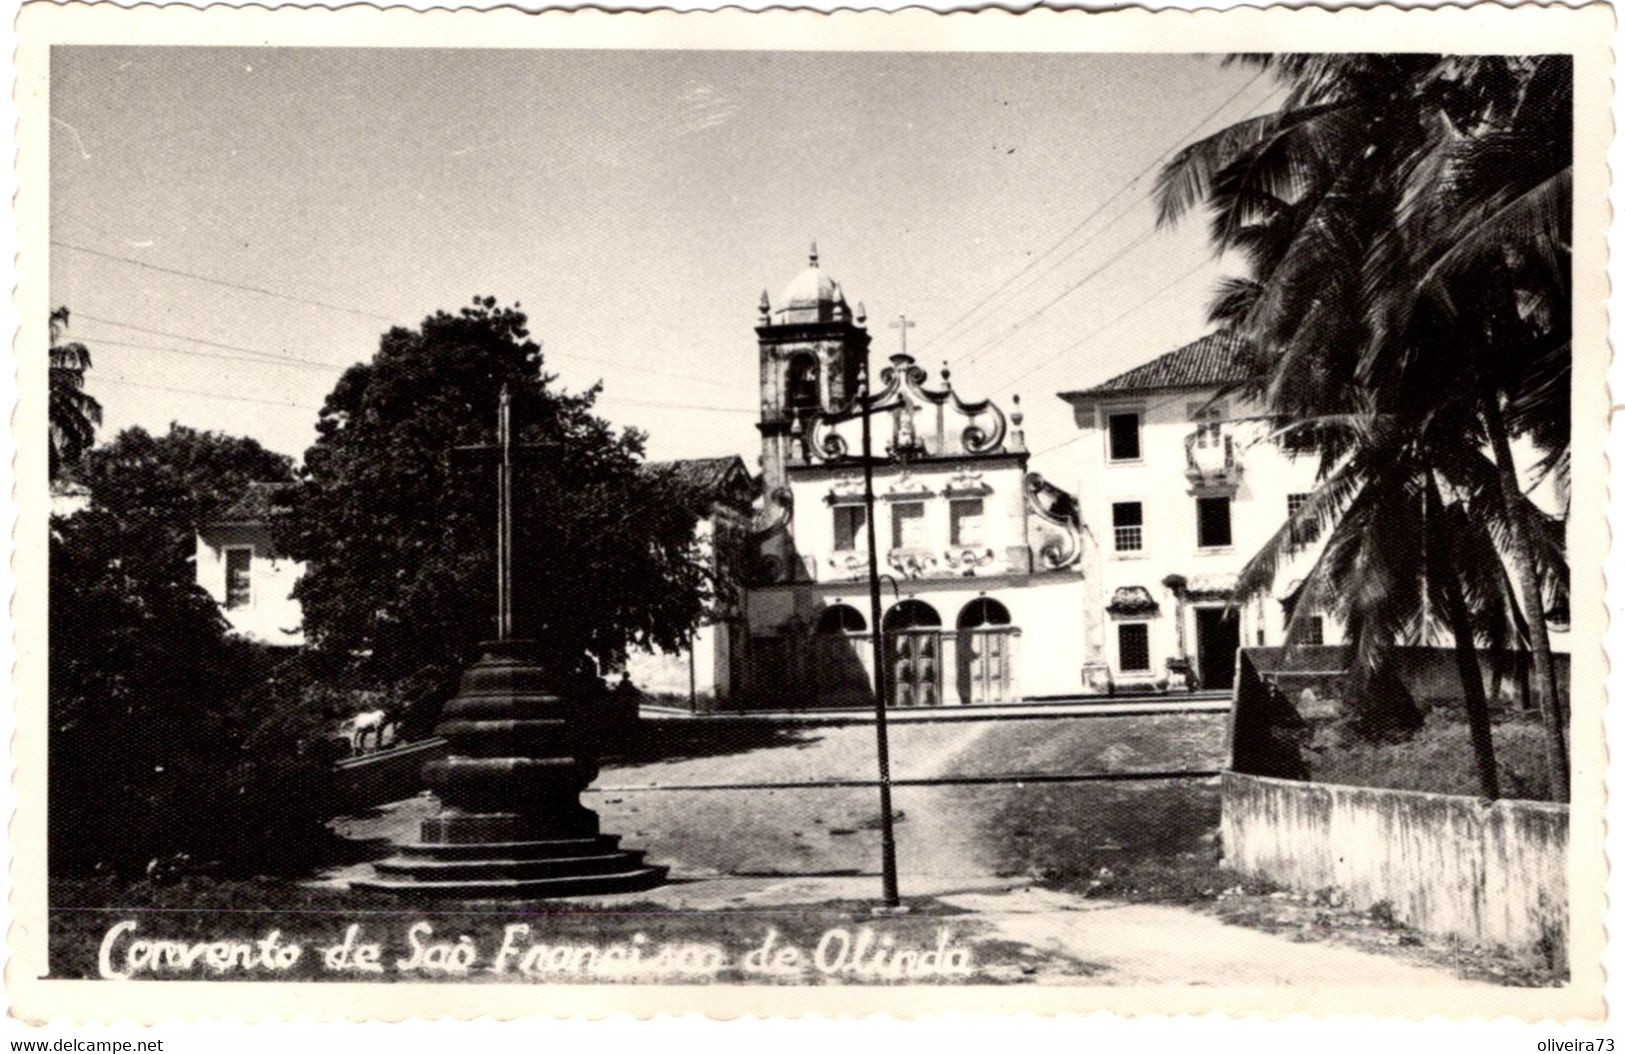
225,547,253,609
1197,496,1233,548
1287,492,1317,545
1118,623,1151,673
891,501,927,550
1189,402,1224,449
832,505,866,552
1111,501,1143,553
1107,412,1141,462
949,498,985,547
1302,615,1325,647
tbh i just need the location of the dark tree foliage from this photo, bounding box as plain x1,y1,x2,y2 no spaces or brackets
82,423,296,563
49,427,320,876
282,298,711,727
48,307,102,481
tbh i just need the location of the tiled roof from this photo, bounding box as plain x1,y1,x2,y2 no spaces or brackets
1060,329,1252,400
642,456,752,504
212,481,296,525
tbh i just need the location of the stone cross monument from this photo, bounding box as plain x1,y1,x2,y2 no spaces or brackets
355,385,667,897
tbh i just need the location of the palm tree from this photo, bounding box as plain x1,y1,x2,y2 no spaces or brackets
49,307,102,481
1156,55,1571,799
1237,411,1525,798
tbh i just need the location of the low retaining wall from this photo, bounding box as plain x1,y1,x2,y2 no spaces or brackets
331,737,448,812
1222,771,1568,959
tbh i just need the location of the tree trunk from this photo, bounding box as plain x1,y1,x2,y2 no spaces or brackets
1481,389,1569,801
1428,474,1500,800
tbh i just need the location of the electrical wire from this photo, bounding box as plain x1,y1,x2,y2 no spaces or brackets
915,69,1267,359
51,240,398,323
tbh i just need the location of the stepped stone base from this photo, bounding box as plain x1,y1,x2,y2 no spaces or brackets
353,834,668,898
353,639,666,900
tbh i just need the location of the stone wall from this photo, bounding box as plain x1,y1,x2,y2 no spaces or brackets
1221,771,1568,961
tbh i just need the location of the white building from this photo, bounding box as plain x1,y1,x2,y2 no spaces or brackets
1058,330,1332,694
622,456,754,708
195,482,305,647
742,248,1088,707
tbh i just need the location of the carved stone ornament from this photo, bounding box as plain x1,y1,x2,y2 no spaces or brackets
943,547,996,575
826,551,868,580
884,472,935,501
1184,572,1238,601
806,351,1008,464
1107,585,1161,616
943,470,993,497
1024,472,1083,570
887,547,938,579
824,475,866,506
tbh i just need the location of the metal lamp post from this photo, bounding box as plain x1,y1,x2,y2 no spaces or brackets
856,357,902,911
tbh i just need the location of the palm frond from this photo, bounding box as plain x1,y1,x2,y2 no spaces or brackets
1154,100,1354,228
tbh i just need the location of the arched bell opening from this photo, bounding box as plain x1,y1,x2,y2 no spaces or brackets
786,352,821,413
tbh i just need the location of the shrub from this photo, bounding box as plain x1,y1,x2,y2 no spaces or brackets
1309,711,1552,799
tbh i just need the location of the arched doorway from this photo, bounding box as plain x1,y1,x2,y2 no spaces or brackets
883,600,942,707
956,597,1019,705
817,604,867,634
812,603,872,708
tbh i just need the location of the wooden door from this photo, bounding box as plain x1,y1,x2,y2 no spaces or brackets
963,629,1014,705
890,631,941,707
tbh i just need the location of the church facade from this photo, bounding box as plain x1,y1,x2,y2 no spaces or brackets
735,249,1089,708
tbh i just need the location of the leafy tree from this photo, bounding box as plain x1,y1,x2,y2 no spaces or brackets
49,428,322,876
49,307,102,480
1157,55,1571,799
283,297,712,722
81,424,295,553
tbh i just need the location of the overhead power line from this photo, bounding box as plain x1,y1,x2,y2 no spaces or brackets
599,394,757,415
78,333,347,373
951,224,1164,370
984,256,1214,398
72,313,351,370
51,240,399,323
94,375,325,412
79,326,753,417
973,91,1289,398
916,69,1267,359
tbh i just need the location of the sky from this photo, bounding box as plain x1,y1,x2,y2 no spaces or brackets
49,48,1273,480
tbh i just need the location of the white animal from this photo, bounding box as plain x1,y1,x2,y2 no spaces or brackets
339,709,393,755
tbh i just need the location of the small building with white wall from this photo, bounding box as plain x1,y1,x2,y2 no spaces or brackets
622,455,755,709
195,482,305,647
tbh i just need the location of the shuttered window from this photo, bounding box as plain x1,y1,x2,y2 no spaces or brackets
1118,623,1150,672
949,498,985,547
833,505,866,552
1107,412,1141,461
1197,496,1232,548
225,547,253,609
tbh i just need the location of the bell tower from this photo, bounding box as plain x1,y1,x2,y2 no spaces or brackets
755,243,871,495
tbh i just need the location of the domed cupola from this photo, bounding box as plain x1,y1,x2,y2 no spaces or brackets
773,242,847,324
754,242,871,499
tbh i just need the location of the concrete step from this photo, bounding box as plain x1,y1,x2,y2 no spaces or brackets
374,850,647,881
352,865,669,899
395,836,622,860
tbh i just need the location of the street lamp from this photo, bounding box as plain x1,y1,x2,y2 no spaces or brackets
856,356,903,912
